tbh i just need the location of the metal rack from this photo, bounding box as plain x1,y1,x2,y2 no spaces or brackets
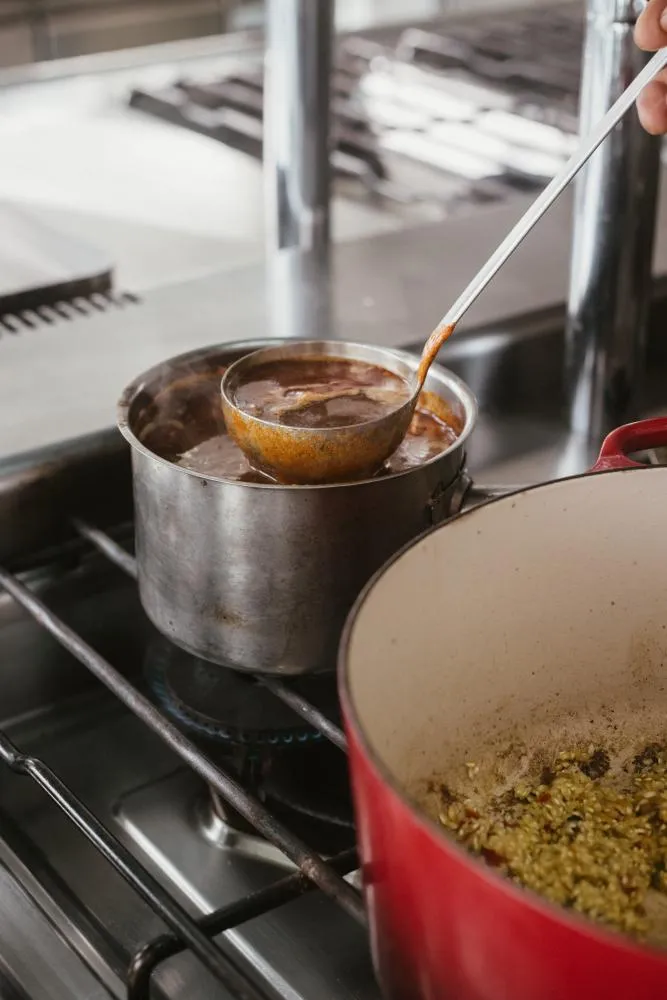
0,519,366,1000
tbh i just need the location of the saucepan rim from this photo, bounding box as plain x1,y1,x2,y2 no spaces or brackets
338,462,667,964
117,338,478,491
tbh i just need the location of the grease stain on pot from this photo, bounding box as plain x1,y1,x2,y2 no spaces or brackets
213,606,247,627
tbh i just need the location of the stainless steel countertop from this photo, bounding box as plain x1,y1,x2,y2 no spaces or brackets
0,193,556,456
0,88,404,293
0,14,458,293
2,2,667,466
4,180,667,461
0,0,562,294
0,0,456,73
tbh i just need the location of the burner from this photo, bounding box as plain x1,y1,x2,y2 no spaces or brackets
208,737,355,854
145,637,355,851
260,739,353,826
145,637,340,747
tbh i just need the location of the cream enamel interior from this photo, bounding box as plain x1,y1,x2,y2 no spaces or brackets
346,468,667,808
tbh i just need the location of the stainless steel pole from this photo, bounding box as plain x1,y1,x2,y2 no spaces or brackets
264,0,334,254
264,0,334,340
565,0,660,444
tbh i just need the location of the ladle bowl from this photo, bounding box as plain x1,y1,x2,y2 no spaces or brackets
220,341,418,484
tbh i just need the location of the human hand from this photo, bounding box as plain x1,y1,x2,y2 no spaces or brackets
635,0,667,133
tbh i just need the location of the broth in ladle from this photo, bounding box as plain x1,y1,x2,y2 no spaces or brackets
231,356,412,431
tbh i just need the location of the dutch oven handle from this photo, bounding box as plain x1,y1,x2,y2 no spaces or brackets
592,416,667,472
454,416,667,517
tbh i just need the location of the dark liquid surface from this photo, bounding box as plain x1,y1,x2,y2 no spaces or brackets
231,357,411,429
135,359,462,485
177,405,457,483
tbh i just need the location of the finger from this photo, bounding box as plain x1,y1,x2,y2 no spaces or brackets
637,77,667,133
635,0,667,51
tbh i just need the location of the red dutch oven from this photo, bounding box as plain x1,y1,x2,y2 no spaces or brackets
340,417,667,1000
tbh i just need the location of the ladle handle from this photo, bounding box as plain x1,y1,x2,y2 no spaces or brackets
435,46,667,333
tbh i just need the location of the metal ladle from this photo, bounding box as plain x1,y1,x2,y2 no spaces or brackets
222,48,667,485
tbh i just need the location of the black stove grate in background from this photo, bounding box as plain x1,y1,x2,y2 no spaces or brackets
129,5,583,213
0,291,141,334
0,520,365,1000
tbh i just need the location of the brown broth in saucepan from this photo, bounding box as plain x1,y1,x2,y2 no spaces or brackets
231,357,411,429
177,404,457,483
136,361,460,484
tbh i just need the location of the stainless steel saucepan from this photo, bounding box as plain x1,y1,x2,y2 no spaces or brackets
118,339,477,675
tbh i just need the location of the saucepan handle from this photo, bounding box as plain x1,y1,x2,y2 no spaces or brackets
430,472,513,522
450,475,520,516
591,417,667,472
